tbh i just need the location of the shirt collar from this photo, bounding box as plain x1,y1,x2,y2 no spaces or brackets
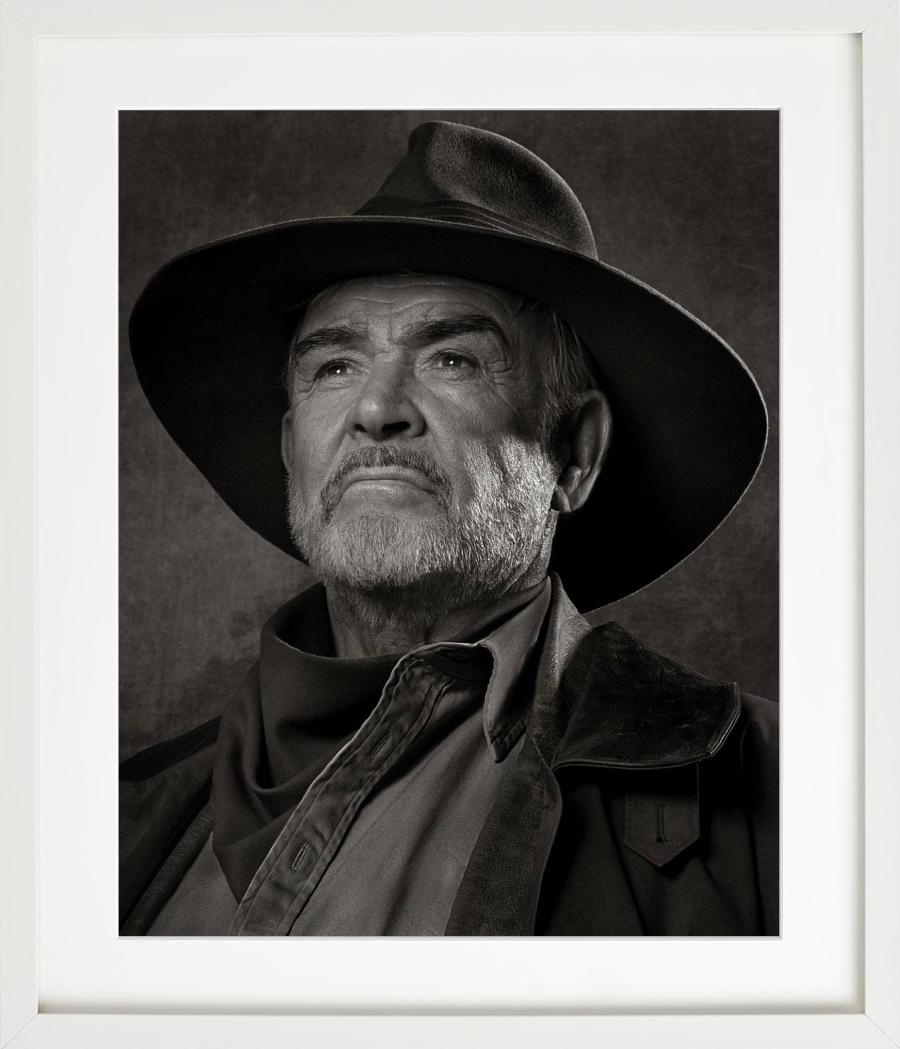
475,578,551,759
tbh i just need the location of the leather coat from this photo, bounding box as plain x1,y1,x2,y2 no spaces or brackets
120,577,778,935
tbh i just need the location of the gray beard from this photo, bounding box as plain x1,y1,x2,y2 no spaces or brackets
286,438,558,626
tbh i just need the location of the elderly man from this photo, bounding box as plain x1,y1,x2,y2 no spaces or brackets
120,121,777,936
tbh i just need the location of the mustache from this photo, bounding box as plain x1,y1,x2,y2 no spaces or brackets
320,445,452,517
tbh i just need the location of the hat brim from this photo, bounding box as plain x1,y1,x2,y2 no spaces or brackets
129,215,767,610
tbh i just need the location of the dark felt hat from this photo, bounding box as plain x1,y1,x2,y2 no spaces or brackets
129,120,767,610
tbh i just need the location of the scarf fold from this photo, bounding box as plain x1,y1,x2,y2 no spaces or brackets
212,585,398,900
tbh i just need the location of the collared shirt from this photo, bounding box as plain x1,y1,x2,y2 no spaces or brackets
149,578,551,935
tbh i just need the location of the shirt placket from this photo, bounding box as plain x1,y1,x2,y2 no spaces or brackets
229,653,455,935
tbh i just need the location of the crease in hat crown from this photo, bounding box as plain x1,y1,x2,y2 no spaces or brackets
354,121,599,259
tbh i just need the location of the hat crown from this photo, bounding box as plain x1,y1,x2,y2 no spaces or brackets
355,121,598,259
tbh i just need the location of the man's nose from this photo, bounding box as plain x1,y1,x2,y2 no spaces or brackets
345,362,425,440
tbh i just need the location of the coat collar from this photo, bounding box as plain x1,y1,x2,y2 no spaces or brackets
120,574,743,784
530,575,741,771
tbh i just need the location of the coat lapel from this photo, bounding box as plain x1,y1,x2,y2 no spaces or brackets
444,734,561,935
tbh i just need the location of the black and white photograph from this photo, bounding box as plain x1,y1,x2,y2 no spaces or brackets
118,110,779,937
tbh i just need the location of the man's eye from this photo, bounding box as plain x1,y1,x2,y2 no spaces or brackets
315,359,353,380
432,351,478,373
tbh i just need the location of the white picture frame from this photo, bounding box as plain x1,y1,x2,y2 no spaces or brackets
1,2,898,1046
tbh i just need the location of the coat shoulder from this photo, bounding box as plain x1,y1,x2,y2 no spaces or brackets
738,691,779,745
120,716,222,782
119,717,221,926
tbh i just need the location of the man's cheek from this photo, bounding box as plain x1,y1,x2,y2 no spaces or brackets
295,445,338,497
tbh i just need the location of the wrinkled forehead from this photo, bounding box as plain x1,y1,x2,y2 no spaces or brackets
296,273,532,339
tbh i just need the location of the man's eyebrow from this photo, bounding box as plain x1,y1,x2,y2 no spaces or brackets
289,325,364,361
406,313,512,351
289,313,512,363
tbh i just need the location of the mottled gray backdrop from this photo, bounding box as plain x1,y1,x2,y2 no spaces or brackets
119,111,778,758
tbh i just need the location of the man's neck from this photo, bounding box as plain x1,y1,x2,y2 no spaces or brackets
325,573,549,658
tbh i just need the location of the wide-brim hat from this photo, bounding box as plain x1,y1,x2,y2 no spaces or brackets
129,120,767,611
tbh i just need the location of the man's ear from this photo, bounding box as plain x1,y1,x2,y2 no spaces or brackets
550,390,612,514
281,409,294,473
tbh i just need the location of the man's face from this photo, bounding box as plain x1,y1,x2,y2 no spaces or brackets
282,274,560,605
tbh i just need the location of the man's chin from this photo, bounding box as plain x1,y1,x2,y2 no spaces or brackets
305,514,456,593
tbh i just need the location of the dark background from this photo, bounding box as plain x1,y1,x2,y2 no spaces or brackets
119,110,779,759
